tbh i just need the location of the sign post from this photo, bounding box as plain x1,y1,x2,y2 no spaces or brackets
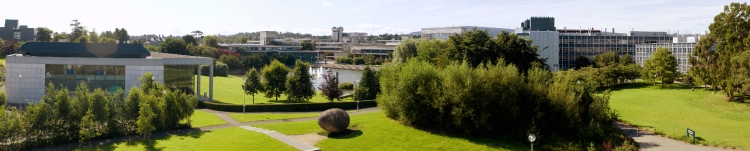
686,128,695,144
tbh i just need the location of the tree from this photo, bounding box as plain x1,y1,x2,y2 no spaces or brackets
620,54,635,65
416,39,450,67
695,2,750,100
355,66,380,100
243,68,264,104
219,55,243,70
52,32,68,42
99,37,116,44
286,60,315,102
79,110,99,145
446,28,545,73
240,36,249,44
159,38,190,55
643,47,677,87
593,51,620,68
262,60,290,101
393,39,420,63
730,51,750,101
115,28,130,43
70,20,85,41
36,27,53,42
573,56,591,70
182,35,197,46
204,35,219,48
89,30,99,43
301,41,314,50
136,103,156,140
318,69,343,102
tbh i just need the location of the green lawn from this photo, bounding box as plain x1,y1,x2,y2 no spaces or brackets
198,75,355,104
229,110,357,123
186,110,227,128
253,111,525,150
609,83,750,149
76,127,296,151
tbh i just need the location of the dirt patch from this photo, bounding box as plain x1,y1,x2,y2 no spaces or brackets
291,133,327,145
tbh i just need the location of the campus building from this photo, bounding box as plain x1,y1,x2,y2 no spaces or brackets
421,26,514,40
635,38,699,74
517,16,675,71
0,19,35,41
5,42,215,105
219,31,318,62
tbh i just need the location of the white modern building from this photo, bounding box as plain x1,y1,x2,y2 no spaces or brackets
635,41,698,74
5,42,214,105
421,26,514,40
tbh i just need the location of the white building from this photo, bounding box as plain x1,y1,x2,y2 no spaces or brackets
635,41,697,74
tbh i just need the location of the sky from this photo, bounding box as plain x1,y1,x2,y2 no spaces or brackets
0,0,737,36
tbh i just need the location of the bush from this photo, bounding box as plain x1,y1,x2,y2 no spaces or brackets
353,57,365,65
336,57,353,64
338,82,354,89
200,62,229,77
197,100,377,112
378,59,614,141
219,55,243,70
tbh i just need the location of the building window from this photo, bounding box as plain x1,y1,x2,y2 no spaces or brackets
45,64,125,93
164,65,196,94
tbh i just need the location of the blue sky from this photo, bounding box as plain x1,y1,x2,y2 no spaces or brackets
0,0,736,36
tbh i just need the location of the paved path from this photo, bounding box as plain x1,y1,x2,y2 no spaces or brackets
615,122,734,151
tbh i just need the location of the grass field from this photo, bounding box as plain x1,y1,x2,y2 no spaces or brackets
76,127,296,151
609,83,750,149
253,111,525,151
198,75,355,104
186,110,227,128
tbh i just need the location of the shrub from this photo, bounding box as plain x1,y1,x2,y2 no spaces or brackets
338,82,354,89
355,66,380,100
0,91,5,106
353,57,365,65
219,55,243,70
200,62,229,77
336,57,353,64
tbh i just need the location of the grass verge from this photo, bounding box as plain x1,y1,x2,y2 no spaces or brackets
253,111,525,150
75,127,296,151
609,83,750,150
185,110,227,128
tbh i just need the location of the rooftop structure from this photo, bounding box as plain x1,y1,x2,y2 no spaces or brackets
0,19,35,41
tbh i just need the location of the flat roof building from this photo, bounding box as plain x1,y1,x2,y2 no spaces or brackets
5,42,214,105
0,19,35,41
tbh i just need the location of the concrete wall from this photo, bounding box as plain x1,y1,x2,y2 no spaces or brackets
4,63,45,104
530,31,560,72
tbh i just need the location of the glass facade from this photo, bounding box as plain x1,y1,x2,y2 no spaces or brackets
164,65,196,94
45,64,126,93
635,43,696,74
558,34,672,70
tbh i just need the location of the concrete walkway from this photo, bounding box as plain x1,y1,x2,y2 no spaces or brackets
615,122,735,151
202,109,321,151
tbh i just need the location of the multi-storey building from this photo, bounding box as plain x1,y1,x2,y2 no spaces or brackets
219,31,318,62
421,26,514,40
0,19,35,41
517,17,675,71
635,36,699,74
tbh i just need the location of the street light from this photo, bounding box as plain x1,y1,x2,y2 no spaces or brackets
243,78,247,113
528,134,536,151
355,80,360,111
18,74,22,110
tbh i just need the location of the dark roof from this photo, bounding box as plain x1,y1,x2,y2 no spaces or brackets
19,42,151,58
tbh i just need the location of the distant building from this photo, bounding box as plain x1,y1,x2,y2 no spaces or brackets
0,19,35,41
332,26,344,42
421,26,514,40
219,31,317,63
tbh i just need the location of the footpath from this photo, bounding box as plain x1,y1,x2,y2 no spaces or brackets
615,122,734,151
35,107,380,151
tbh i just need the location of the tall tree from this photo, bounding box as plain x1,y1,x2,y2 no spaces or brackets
593,51,620,68
573,56,591,70
318,69,342,102
301,41,313,50
70,19,85,41
52,32,69,42
36,27,53,42
159,38,189,55
204,35,219,48
243,68,264,104
695,2,750,100
240,36,249,44
136,103,156,140
446,28,545,73
393,39,420,63
89,30,99,43
261,60,290,101
643,47,678,87
730,51,750,101
286,60,315,102
355,66,380,100
117,28,130,44
620,54,635,65
182,35,197,46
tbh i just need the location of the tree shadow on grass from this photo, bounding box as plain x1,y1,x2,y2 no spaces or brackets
605,82,652,91
87,128,211,151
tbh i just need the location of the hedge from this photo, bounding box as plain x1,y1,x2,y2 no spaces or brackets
338,82,354,89
197,100,377,112
200,62,229,77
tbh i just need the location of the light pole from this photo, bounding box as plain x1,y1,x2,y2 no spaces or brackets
528,134,536,151
355,80,360,111
243,78,247,113
18,74,22,110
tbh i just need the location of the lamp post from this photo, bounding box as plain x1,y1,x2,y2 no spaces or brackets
18,74,22,110
355,80,360,111
528,134,536,151
243,78,247,113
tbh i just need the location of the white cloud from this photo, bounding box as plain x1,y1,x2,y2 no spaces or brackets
321,1,331,7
